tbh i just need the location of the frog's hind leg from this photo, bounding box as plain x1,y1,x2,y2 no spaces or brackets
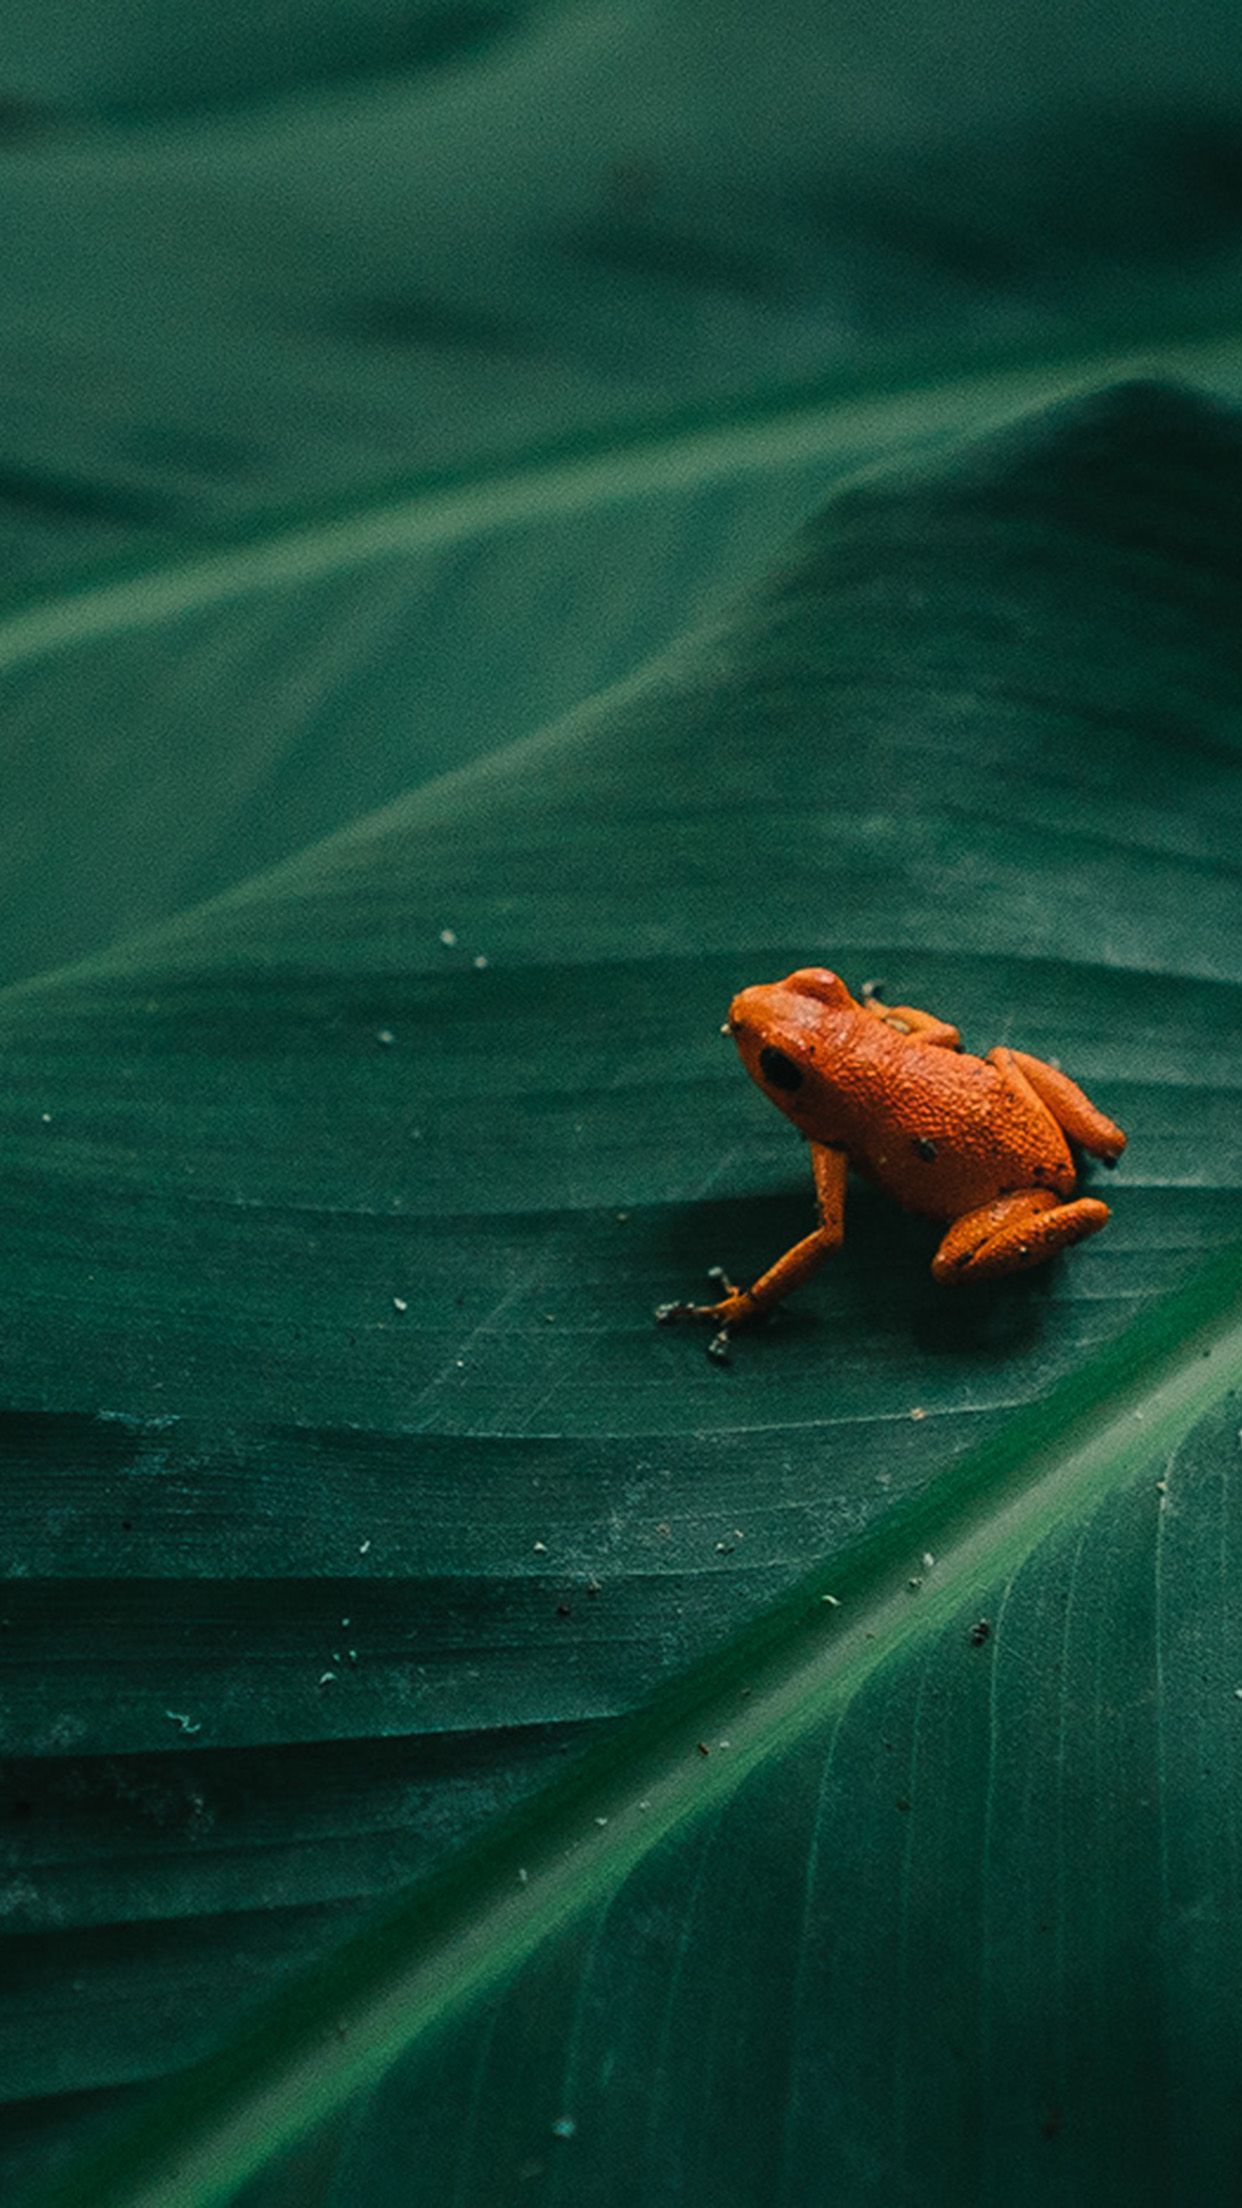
932,1188,1110,1285
987,1047,1126,1165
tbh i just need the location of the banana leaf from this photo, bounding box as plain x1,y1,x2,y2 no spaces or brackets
3,375,1240,2204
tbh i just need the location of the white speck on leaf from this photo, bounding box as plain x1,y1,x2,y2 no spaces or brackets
164,1711,201,1735
376,1029,395,1046
392,1297,408,1313
439,928,457,946
551,2117,576,2140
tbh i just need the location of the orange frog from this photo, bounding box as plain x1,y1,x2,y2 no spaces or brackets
656,969,1126,1360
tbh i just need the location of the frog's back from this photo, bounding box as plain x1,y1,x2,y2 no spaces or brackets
844,1039,1076,1219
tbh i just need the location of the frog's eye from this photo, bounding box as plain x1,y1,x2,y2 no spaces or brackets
759,1045,804,1093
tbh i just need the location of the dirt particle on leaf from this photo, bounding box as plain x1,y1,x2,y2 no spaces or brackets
697,1741,710,1757
970,1619,992,1648
376,1029,395,1046
438,928,457,947
909,1406,926,1422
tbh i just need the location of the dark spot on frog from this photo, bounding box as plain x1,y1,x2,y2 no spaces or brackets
759,1045,803,1093
912,1135,938,1162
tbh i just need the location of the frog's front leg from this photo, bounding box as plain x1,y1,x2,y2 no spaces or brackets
656,1142,847,1360
861,987,961,1049
931,1188,1110,1285
986,1046,1126,1164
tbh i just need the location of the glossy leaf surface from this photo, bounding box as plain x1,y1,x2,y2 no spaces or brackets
4,376,1241,2203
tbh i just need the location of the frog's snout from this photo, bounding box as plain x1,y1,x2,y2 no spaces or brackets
724,985,763,1046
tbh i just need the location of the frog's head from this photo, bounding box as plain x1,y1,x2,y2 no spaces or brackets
724,968,859,1134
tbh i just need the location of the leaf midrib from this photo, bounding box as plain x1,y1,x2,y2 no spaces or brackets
6,326,1242,680
40,1244,1242,2208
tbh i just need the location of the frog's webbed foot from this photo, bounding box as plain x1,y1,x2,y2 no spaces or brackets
932,1189,1111,1285
654,1271,756,1361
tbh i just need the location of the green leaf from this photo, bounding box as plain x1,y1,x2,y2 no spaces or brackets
7,2,1242,599
3,327,1237,991
5,377,1242,2203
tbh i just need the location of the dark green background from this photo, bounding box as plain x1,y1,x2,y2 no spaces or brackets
1,8,1241,2203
